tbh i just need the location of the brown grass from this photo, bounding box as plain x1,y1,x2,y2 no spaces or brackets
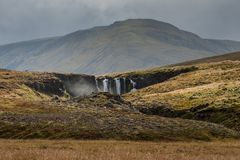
0,140,240,160
123,61,240,132
124,61,240,108
127,81,240,109
125,61,240,101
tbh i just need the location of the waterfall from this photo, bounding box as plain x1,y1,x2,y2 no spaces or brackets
95,78,100,92
97,77,137,94
115,78,121,95
130,79,137,92
103,79,109,92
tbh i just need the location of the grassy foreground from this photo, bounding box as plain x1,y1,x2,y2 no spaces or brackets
0,140,240,160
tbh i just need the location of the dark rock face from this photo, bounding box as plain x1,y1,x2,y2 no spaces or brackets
128,66,197,89
137,104,187,118
26,78,65,96
26,73,97,97
96,66,197,95
137,103,213,120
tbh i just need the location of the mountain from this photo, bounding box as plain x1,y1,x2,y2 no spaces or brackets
1,19,240,74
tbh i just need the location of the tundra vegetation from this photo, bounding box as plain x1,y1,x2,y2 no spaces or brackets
0,54,240,159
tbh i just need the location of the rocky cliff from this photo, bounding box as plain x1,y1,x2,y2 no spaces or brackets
0,70,97,98
96,65,197,95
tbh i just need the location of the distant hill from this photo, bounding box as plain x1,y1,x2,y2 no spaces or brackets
174,51,240,66
1,19,240,74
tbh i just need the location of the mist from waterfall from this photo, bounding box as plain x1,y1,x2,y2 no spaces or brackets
95,78,100,92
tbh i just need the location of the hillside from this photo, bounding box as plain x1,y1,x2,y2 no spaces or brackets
0,69,238,140
123,60,240,132
1,19,240,74
174,51,240,66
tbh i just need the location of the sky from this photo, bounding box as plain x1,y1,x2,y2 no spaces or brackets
0,0,240,45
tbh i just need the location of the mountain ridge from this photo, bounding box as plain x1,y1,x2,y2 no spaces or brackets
1,19,240,74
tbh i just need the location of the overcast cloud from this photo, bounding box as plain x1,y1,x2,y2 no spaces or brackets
0,0,239,45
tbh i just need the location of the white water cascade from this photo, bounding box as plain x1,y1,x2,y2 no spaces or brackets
95,79,100,92
114,78,121,95
103,79,109,92
130,79,137,92
96,77,137,95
